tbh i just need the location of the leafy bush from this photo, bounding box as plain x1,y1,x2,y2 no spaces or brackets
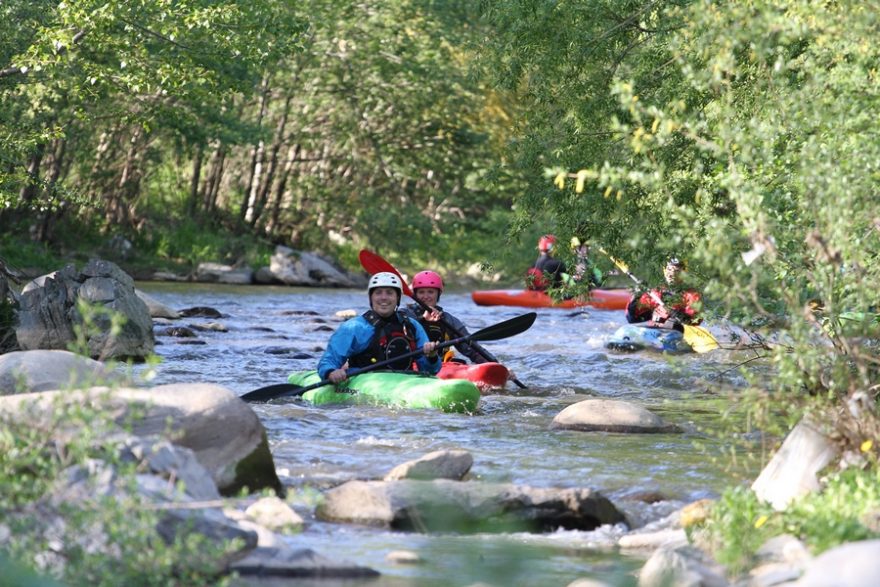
704,466,880,575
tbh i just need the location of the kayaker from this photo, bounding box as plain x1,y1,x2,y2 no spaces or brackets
570,237,603,287
405,270,519,382
318,272,440,383
404,270,488,364
625,257,702,331
526,234,567,291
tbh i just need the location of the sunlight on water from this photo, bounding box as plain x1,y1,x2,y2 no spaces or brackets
133,282,759,586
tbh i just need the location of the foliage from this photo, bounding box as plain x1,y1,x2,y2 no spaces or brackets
0,390,234,585
479,0,880,444
704,465,880,575
0,0,523,278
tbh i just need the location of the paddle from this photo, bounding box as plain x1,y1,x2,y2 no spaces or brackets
358,249,529,389
598,248,720,353
240,312,538,402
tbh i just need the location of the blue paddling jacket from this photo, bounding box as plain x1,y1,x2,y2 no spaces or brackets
317,311,441,379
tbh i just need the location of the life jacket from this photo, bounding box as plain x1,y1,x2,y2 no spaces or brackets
348,310,418,371
412,309,452,344
526,267,549,291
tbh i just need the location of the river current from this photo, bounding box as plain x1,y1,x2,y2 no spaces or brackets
135,282,757,587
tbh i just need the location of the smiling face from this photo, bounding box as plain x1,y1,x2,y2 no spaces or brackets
370,286,399,317
414,287,440,307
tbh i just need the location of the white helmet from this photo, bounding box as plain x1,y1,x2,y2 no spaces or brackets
368,272,403,303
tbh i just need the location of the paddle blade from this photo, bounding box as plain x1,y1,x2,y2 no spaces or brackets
240,382,306,403
359,250,415,297
469,312,537,342
683,325,719,354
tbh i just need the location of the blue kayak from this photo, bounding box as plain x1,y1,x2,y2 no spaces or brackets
605,324,693,353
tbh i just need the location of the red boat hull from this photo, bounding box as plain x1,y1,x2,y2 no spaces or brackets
471,288,630,310
437,361,509,393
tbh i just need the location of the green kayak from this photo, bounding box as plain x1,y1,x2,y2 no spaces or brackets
287,370,480,413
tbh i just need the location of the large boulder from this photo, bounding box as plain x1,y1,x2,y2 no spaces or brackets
266,246,366,288
0,350,124,395
0,383,282,496
16,260,154,360
317,479,625,532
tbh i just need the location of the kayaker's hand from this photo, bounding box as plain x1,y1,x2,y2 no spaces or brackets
652,306,670,322
423,341,438,358
422,308,443,322
328,369,348,383
507,369,517,381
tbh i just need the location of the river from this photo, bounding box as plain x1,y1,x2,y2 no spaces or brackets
136,282,757,587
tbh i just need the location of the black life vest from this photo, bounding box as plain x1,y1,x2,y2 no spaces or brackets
408,304,452,344
348,310,418,371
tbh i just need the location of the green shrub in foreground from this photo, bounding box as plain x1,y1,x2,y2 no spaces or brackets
0,393,235,586
704,466,880,575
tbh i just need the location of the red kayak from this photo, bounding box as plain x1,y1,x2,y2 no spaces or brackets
471,288,630,310
437,361,509,393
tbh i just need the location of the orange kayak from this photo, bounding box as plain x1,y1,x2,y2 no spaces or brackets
437,361,509,393
471,288,630,310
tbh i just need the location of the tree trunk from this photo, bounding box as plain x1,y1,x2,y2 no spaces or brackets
189,143,204,216
252,94,293,229
241,76,271,223
266,143,300,235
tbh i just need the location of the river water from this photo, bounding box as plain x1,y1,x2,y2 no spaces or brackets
136,282,757,587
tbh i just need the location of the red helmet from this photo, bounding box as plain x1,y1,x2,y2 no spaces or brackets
538,234,557,252
412,270,444,292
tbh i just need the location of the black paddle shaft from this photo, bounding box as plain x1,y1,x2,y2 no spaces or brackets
240,312,537,403
409,296,528,390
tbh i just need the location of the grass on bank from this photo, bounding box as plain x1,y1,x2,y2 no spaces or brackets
703,464,880,576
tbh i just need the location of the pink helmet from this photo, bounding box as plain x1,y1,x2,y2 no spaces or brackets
412,270,444,292
538,234,557,252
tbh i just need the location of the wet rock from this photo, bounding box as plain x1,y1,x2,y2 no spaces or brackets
317,479,625,533
158,326,198,338
135,289,180,319
245,497,303,532
384,449,473,481
189,322,228,333
551,399,681,433
179,306,223,318
230,547,380,579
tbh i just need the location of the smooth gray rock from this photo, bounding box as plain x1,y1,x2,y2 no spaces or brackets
0,384,282,495
552,399,680,433
384,449,474,481
0,350,124,395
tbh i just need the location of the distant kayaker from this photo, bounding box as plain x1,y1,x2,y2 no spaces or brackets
526,234,567,291
625,257,702,331
318,272,440,383
570,237,603,287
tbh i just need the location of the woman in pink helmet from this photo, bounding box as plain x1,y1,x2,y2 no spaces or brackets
403,270,488,364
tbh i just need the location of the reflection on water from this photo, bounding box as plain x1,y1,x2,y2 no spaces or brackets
134,282,756,586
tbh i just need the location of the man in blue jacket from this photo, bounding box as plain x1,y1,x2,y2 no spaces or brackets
318,272,440,383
